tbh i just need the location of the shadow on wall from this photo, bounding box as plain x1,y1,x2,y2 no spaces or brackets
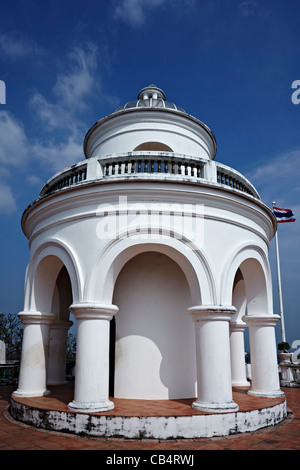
112,251,197,400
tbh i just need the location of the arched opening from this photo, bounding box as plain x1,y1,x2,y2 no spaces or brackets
229,258,270,386
238,258,269,316
33,255,64,313
32,256,75,384
230,269,250,385
232,268,246,322
51,266,73,321
133,142,173,152
111,251,196,399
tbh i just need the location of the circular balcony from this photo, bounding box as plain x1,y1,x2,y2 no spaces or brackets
39,151,260,200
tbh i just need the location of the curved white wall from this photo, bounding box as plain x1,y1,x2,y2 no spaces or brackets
84,111,216,161
112,251,196,399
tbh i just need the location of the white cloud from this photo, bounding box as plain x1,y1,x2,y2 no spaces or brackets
26,174,43,186
113,0,164,26
29,92,64,130
31,136,84,173
246,149,300,209
0,182,17,214
53,43,98,109
27,43,101,174
112,0,195,27
0,42,115,214
0,111,29,167
29,43,99,132
238,1,258,17
0,30,43,60
0,41,98,214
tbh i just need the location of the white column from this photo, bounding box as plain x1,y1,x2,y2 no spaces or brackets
68,303,118,412
47,320,73,385
243,314,284,397
13,311,57,397
230,321,250,387
187,306,239,413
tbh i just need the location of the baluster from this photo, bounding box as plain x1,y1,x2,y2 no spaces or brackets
151,160,154,173
138,160,142,173
144,160,148,173
131,161,135,173
171,162,175,174
158,161,161,173
164,161,169,173
125,161,128,174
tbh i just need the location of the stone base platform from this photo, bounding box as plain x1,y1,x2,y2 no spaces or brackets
9,383,287,440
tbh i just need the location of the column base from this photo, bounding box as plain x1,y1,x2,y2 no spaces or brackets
68,399,115,413
232,380,250,387
247,389,285,398
47,380,68,386
192,399,239,413
12,388,51,398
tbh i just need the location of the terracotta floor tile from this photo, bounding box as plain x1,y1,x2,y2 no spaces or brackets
0,384,299,450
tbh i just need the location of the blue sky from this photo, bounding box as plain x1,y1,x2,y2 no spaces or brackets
0,0,299,352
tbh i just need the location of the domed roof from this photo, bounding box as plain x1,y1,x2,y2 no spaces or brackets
115,84,186,113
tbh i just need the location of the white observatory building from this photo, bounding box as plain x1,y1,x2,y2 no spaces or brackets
14,84,284,417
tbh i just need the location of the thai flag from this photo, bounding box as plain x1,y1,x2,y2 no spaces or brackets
273,206,296,223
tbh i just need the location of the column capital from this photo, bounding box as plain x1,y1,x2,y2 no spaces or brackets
18,311,57,325
242,314,280,328
187,305,236,322
50,320,73,330
69,303,118,321
230,320,247,332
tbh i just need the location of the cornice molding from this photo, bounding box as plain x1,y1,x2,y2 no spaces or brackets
22,179,275,246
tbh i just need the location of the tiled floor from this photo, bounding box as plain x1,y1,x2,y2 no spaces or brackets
0,384,299,450
10,382,286,416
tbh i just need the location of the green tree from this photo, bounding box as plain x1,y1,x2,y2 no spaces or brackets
0,313,23,360
66,333,76,360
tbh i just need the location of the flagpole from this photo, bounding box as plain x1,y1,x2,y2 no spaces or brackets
272,201,286,342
